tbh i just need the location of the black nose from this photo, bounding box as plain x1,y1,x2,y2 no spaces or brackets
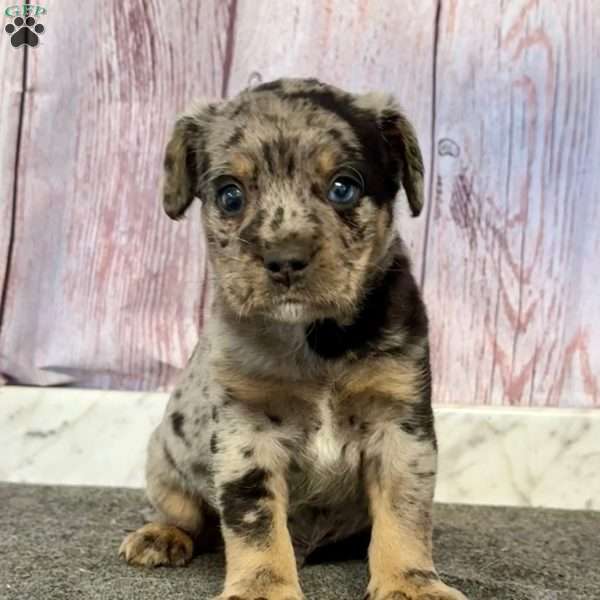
263,250,311,286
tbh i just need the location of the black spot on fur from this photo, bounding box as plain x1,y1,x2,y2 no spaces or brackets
173,389,182,400
192,461,212,478
219,238,229,248
163,443,190,482
400,421,417,435
254,567,285,587
242,447,254,458
349,415,356,427
327,128,343,140
267,413,282,426
411,348,437,449
239,208,265,247
310,182,321,198
220,468,274,544
270,206,284,231
338,233,351,249
261,141,274,174
306,212,322,225
287,153,295,177
223,390,234,406
212,405,219,423
365,454,382,484
254,80,286,93
171,412,186,440
210,432,219,454
224,126,244,148
164,153,175,171
335,205,362,233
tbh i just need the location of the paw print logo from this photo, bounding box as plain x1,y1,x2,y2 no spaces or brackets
4,16,44,48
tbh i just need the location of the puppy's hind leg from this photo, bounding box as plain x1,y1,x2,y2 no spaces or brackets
119,430,204,568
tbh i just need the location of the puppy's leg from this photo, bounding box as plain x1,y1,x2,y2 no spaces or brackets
215,447,302,600
119,429,203,568
364,426,467,600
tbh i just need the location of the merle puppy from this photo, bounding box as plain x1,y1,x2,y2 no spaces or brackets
119,78,467,600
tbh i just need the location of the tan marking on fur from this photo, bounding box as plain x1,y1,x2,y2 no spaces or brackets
336,356,424,404
316,147,337,175
119,522,193,568
215,362,322,405
230,152,256,180
221,473,302,599
147,477,204,534
366,481,433,598
366,467,467,599
369,480,433,571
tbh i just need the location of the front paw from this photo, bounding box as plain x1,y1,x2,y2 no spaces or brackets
119,522,193,568
215,582,303,600
215,590,302,600
366,573,468,600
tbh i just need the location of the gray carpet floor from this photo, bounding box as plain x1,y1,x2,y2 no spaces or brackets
1,483,598,599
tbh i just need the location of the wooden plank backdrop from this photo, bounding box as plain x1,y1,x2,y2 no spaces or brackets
0,1,232,388
0,0,598,406
425,0,600,407
0,34,24,386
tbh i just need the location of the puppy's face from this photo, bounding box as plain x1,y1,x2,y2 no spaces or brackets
162,79,424,324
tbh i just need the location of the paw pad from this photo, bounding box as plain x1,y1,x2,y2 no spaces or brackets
119,523,193,568
4,16,44,48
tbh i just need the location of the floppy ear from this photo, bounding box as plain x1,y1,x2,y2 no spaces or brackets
162,116,197,219
356,92,425,217
162,104,216,220
379,105,425,217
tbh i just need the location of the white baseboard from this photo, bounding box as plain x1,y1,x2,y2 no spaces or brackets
1,386,598,510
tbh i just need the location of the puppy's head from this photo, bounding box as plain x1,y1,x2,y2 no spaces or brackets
162,78,424,324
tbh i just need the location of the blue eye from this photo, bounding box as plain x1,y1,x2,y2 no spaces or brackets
217,183,245,215
327,176,362,207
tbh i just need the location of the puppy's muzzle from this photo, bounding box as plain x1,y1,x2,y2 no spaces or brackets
263,242,314,287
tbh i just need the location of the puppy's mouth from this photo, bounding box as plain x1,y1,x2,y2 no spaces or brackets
269,299,314,324
267,294,346,324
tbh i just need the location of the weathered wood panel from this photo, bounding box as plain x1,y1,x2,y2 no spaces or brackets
228,0,437,270
0,1,236,388
425,0,600,406
0,0,436,390
0,39,24,386
2,0,598,408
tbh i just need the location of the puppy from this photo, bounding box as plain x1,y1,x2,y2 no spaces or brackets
120,78,467,600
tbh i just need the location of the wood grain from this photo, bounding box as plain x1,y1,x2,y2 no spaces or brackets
0,0,437,390
425,0,600,406
0,1,236,388
2,0,598,408
0,38,24,382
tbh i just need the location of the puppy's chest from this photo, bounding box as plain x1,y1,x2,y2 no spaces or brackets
287,396,365,505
